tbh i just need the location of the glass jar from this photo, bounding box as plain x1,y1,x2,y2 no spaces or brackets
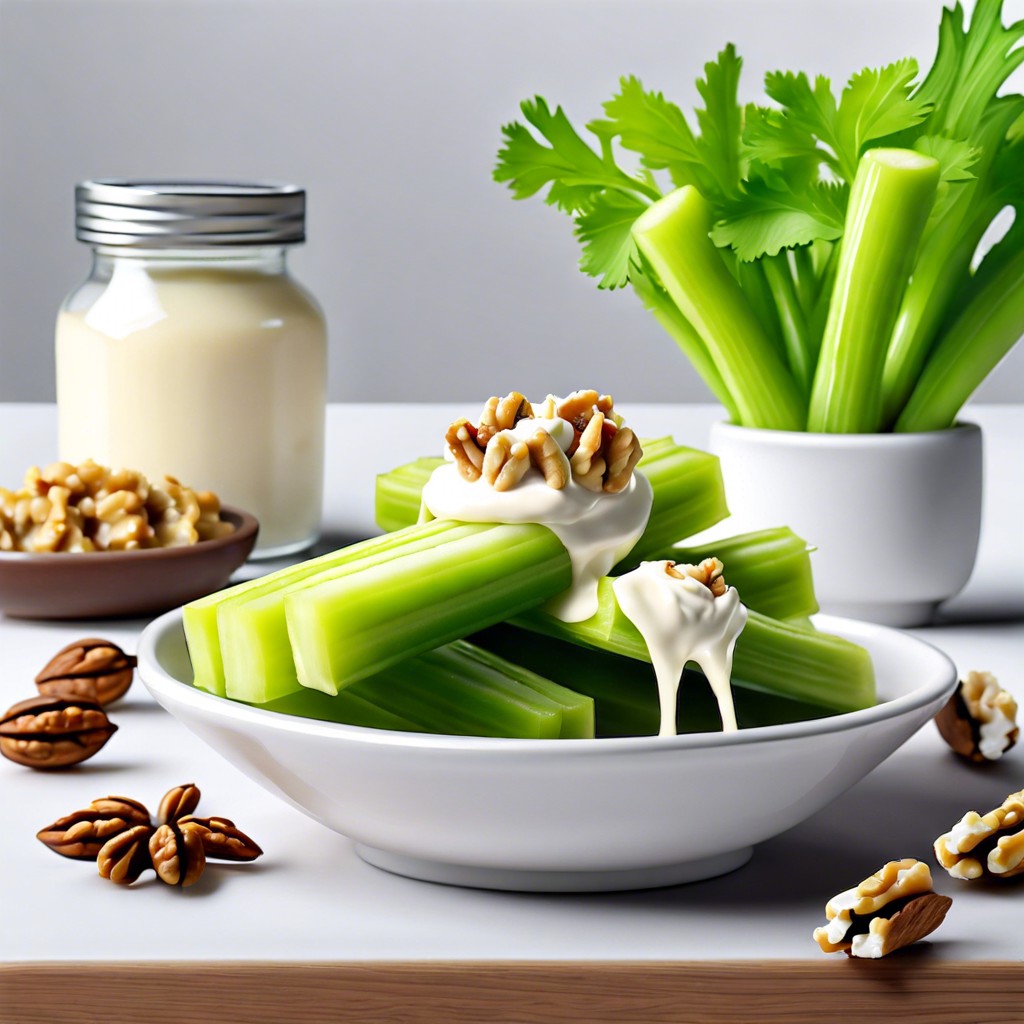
56,181,327,558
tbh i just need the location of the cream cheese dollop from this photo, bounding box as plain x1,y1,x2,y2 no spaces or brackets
611,561,747,737
422,416,652,622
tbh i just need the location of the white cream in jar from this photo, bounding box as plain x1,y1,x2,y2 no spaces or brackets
56,181,327,558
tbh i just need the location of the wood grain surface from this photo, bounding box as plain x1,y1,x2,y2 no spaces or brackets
3,961,1023,1023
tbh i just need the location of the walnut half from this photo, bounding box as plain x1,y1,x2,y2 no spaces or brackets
935,671,1018,763
934,788,1024,881
813,859,952,958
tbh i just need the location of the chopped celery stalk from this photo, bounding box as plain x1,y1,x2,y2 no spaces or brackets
183,518,463,697
762,253,814,396
446,639,594,738
258,688,424,733
218,522,484,704
632,186,805,430
513,578,875,713
896,244,1024,432
257,639,593,739
375,457,444,532
807,149,940,433
472,625,834,737
286,523,573,694
374,438,729,562
650,527,819,621
631,271,742,423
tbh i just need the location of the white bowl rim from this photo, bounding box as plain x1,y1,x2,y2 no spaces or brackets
710,420,980,446
138,607,957,755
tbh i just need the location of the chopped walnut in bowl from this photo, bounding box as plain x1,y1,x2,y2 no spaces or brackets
444,390,643,494
0,460,234,553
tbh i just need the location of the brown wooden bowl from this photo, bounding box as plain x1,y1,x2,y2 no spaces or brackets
0,506,258,620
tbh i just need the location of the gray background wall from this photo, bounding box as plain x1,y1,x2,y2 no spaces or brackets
1,0,1021,404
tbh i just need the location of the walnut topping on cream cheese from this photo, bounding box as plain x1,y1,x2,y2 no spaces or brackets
934,789,1024,881
443,390,643,494
935,671,1019,763
813,859,951,958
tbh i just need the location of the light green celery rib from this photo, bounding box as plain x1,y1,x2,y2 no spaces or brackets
218,522,486,704
762,253,814,396
286,523,573,695
357,643,564,739
895,245,1024,432
257,687,425,733
631,272,741,422
183,518,463,696
446,639,594,738
632,186,805,430
791,245,819,317
658,527,818,621
472,624,836,738
375,457,444,533
373,439,729,561
513,578,875,713
807,149,940,433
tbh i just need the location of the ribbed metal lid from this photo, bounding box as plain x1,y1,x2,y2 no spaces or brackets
75,180,306,248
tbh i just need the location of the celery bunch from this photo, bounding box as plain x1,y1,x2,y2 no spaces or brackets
494,0,1024,432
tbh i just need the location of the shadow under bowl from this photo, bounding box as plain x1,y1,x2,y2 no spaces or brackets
0,506,258,620
138,609,956,892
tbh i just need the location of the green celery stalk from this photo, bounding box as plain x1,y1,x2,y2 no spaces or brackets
184,518,463,696
631,272,742,422
513,578,875,713
375,457,444,533
217,522,486,704
258,688,425,733
649,527,819,621
473,625,835,737
807,149,940,433
762,253,815,395
791,245,819,317
375,439,729,560
632,186,805,430
286,524,572,694
895,243,1024,432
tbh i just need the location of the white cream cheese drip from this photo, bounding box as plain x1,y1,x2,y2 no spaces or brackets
422,417,652,622
611,561,748,737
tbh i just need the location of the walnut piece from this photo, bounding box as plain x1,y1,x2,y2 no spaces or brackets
0,459,233,552
443,390,642,494
0,695,117,769
934,788,1024,881
665,558,727,598
35,638,136,706
97,824,155,885
813,859,951,958
935,671,1018,763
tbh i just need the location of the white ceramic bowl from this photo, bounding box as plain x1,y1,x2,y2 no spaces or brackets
709,422,983,627
138,608,956,892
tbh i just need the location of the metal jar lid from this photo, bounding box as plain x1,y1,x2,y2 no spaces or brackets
74,180,306,248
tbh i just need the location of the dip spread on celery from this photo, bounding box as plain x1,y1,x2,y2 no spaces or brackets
423,393,652,622
612,559,747,737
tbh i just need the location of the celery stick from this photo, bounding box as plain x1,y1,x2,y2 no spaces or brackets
807,149,940,433
631,271,742,422
473,625,834,737
258,688,424,733
375,457,444,532
791,245,819,317
513,579,875,713
218,522,485,704
375,439,729,561
762,253,814,396
286,524,572,694
632,186,805,430
184,518,463,696
896,244,1024,432
660,527,819,622
448,640,594,738
359,644,564,739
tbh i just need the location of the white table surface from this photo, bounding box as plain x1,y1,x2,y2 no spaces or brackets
1,403,1021,964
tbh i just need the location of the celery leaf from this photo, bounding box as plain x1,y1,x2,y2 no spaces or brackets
711,177,847,261
575,192,649,289
694,44,745,199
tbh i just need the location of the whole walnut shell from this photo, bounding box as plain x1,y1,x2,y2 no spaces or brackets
0,695,117,769
35,638,136,706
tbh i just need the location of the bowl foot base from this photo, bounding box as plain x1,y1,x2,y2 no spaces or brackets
821,600,939,628
354,844,754,892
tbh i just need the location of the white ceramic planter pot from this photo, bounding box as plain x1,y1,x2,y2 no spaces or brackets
708,422,983,628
